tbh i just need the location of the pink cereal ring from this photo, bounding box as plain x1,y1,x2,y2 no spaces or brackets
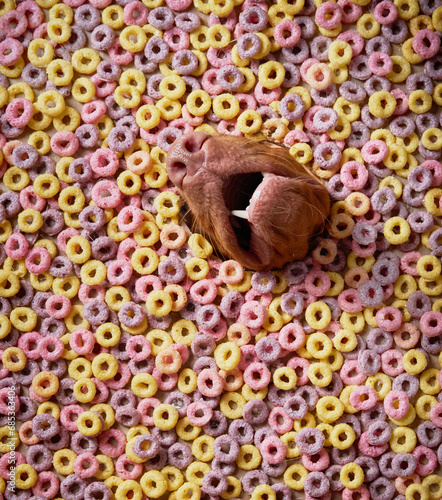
5,233,29,260
153,368,178,391
107,364,131,390
20,186,46,211
300,58,321,82
165,0,192,10
116,454,143,480
395,475,420,495
50,131,79,157
107,259,133,286
340,161,369,190
190,279,217,305
38,336,64,361
90,148,119,177
284,129,309,147
421,160,442,187
243,362,271,390
90,0,112,7
123,1,149,26
279,322,306,352
261,435,287,464
254,82,282,105
60,404,85,432
17,331,41,360
117,238,140,262
207,46,232,68
187,401,213,426
340,360,367,385
219,260,244,285
31,471,59,499
218,119,242,136
349,386,378,411
338,0,362,24
239,301,267,330
337,30,365,58
412,445,438,476
302,448,330,471
315,1,342,29
139,119,166,146
171,342,189,363
163,27,189,51
337,288,363,313
90,377,110,404
90,75,117,98
74,453,99,478
126,335,151,361
375,306,403,332
0,11,28,38
236,93,257,113
17,0,45,29
200,318,227,342
420,311,442,338
91,180,123,209
0,388,19,414
197,369,224,397
273,19,301,48
69,329,95,355
98,429,126,458
5,98,33,128
361,140,389,164
373,0,397,24
429,403,442,428
46,294,72,319
412,29,441,60
181,105,205,127
383,390,409,419
342,486,369,500
25,247,51,274
268,407,293,434
381,349,404,377
108,39,134,65
0,37,22,66
368,52,393,77
117,206,143,233
135,275,163,301
81,100,107,124
201,69,224,95
78,284,106,304
304,269,331,296
391,88,409,115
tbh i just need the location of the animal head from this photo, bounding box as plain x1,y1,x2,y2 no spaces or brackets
166,132,330,271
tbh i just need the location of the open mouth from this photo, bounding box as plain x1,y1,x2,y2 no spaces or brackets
222,172,275,252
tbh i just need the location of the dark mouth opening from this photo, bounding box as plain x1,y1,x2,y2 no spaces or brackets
222,172,263,252
229,215,251,252
222,172,264,211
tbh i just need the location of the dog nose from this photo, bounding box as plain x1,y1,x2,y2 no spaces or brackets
166,132,209,188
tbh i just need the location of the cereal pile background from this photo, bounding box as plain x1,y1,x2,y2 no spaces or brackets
0,0,442,499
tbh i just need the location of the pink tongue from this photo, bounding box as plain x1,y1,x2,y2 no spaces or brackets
247,175,302,263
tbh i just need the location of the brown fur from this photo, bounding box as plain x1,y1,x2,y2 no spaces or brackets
167,133,330,271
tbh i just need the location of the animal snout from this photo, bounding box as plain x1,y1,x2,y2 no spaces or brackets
166,132,210,188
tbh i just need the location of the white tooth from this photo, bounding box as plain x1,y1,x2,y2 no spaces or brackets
263,172,271,178
231,210,249,220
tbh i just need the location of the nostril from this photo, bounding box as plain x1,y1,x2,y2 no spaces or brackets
185,139,200,153
171,161,186,171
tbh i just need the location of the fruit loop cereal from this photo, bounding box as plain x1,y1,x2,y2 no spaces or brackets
0,0,441,498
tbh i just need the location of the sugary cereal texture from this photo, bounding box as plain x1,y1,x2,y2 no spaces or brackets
0,0,441,499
